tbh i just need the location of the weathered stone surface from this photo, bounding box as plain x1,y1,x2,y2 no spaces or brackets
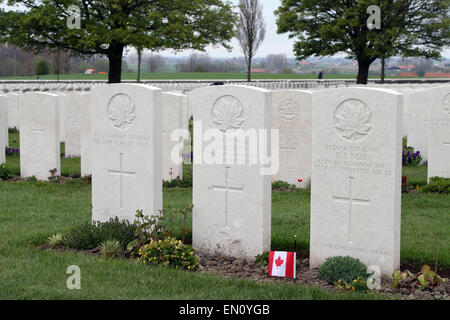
91,84,162,223
19,92,60,180
310,88,403,276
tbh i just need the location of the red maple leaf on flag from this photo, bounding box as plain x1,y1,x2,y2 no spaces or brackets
275,256,284,268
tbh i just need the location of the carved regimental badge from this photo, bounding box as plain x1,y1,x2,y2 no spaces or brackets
107,93,136,131
211,95,245,132
334,99,373,143
279,98,299,121
443,93,450,115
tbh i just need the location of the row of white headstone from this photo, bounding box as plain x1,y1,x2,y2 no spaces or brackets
0,90,188,181
2,80,446,95
0,80,352,94
1,83,449,277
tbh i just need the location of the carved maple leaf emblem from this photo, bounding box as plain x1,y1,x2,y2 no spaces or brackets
280,98,299,121
275,256,284,268
334,99,372,142
444,94,450,115
107,93,136,130
212,96,245,132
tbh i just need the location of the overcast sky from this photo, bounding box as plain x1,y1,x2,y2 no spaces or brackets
158,0,296,58
2,0,449,59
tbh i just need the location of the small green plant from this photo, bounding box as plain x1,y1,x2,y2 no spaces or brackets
8,127,19,134
255,252,270,267
272,180,296,191
100,239,123,259
392,269,415,289
163,177,192,188
63,218,137,250
421,177,450,195
0,163,13,181
138,238,200,271
25,176,38,183
47,233,64,248
48,168,62,183
417,265,445,289
128,203,193,256
392,265,446,291
335,277,368,292
318,256,370,284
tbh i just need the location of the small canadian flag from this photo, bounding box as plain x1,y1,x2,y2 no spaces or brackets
268,251,296,279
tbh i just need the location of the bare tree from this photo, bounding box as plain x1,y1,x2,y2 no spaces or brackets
237,0,266,82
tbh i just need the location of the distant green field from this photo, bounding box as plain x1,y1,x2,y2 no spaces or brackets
0,72,408,81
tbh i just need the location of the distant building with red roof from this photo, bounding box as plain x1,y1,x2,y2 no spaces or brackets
424,72,450,78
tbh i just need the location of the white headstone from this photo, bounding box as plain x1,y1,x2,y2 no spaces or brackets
64,93,84,157
6,93,19,130
0,95,7,163
19,92,60,180
310,88,403,276
407,89,429,161
91,84,162,223
192,85,273,258
428,85,450,179
79,93,92,177
161,92,188,181
272,90,312,188
395,88,413,138
55,93,66,142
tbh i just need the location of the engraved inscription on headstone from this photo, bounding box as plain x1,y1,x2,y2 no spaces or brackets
310,88,402,276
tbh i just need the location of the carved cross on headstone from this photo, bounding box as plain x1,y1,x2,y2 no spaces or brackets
281,147,296,169
108,153,136,210
333,176,370,244
209,165,244,229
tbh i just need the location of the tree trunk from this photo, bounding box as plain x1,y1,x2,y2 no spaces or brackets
137,49,142,83
108,43,125,84
247,57,252,82
356,59,371,85
381,57,385,84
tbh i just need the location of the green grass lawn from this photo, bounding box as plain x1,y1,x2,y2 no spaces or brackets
0,183,387,300
1,133,448,299
0,72,417,81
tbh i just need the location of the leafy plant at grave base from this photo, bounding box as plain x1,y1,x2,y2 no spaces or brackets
47,233,64,248
392,265,446,291
25,176,37,183
255,252,270,267
421,177,450,195
62,218,137,250
100,239,123,260
163,177,192,188
335,277,368,292
8,127,19,134
128,203,193,257
48,168,62,184
138,238,200,271
0,163,13,181
318,256,371,285
402,146,422,167
272,180,296,191
127,210,167,256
